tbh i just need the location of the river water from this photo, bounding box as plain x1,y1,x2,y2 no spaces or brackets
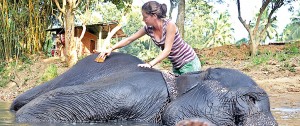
1,102,300,126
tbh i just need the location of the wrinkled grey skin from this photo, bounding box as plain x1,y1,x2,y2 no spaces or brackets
10,52,147,111
162,68,278,126
11,52,277,126
12,52,169,123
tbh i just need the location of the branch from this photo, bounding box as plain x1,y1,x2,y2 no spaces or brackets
237,0,251,33
75,0,81,9
254,0,271,34
102,24,122,50
52,10,64,25
260,1,284,39
53,0,65,14
79,24,86,40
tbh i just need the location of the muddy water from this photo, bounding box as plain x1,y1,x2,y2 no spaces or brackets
1,102,299,126
272,107,300,125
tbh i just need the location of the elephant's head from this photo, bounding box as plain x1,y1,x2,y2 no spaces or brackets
162,68,277,126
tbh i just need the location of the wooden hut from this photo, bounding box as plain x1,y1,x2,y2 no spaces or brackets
46,22,126,56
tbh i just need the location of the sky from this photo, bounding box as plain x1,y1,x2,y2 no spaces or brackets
132,0,299,41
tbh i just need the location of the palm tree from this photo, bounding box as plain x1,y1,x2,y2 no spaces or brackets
284,9,300,41
204,11,234,48
184,0,233,49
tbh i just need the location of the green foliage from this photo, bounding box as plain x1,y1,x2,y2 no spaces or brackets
284,43,299,54
104,0,132,10
281,7,300,41
235,38,249,46
275,53,288,62
0,58,32,87
281,63,296,72
161,59,172,67
248,43,299,70
40,64,58,82
0,0,52,61
115,6,160,61
93,2,123,23
0,62,9,87
251,6,279,43
250,51,272,65
184,0,234,49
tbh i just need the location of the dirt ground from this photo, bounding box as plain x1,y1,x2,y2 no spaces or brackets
197,44,300,125
0,44,299,125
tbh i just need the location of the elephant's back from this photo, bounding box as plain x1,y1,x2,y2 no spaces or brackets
10,52,145,111
15,69,169,123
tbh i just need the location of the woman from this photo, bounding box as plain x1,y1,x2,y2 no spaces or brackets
100,1,201,75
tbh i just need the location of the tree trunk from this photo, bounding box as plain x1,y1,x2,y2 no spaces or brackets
176,0,185,38
250,40,259,56
169,0,179,19
249,31,260,56
64,1,78,67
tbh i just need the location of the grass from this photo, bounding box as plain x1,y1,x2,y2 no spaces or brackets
0,62,9,87
281,63,296,72
40,64,58,82
247,43,299,72
250,53,271,66
0,57,35,87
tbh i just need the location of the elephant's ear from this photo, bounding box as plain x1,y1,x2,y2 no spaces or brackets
176,71,205,96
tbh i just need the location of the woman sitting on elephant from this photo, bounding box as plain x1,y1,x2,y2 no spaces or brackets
99,1,201,75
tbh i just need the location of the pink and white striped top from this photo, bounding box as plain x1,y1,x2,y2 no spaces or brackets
144,19,196,69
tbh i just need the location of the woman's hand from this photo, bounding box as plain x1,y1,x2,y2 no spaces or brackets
138,63,153,68
99,48,113,58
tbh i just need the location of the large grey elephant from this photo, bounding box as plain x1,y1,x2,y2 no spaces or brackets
162,68,277,125
11,52,277,126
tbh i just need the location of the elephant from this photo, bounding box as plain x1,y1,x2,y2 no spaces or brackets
11,52,170,123
10,52,146,111
162,68,277,126
10,52,277,126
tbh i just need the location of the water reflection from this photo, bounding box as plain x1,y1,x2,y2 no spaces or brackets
0,102,15,126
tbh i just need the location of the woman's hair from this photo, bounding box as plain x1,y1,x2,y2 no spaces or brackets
142,1,167,19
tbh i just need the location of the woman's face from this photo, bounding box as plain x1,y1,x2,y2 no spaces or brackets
142,11,155,26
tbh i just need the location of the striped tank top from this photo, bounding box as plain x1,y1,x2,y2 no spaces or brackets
144,19,196,69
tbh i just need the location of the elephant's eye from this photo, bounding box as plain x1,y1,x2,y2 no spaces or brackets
249,95,256,104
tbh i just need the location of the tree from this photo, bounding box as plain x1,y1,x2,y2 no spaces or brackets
184,0,233,49
204,11,234,47
236,0,295,55
52,0,132,67
0,0,52,61
53,0,81,67
282,5,300,41
176,0,185,38
169,0,179,19
252,7,279,43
